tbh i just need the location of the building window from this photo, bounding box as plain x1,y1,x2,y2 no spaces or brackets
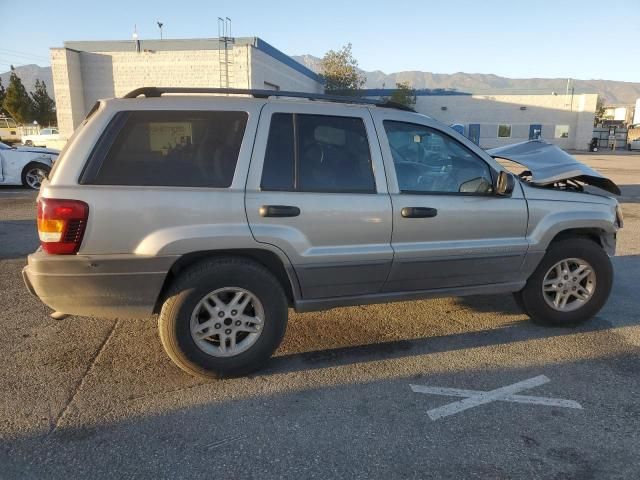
497,124,512,138
555,125,570,138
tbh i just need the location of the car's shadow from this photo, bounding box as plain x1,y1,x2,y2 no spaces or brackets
261,254,640,377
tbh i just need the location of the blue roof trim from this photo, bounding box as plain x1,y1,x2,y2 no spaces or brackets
63,37,322,84
254,38,322,83
361,88,472,97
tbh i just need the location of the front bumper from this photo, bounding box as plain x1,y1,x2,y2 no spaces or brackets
23,250,178,319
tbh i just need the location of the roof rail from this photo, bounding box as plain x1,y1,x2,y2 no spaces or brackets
122,87,416,112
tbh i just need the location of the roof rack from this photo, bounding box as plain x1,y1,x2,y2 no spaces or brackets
122,87,416,112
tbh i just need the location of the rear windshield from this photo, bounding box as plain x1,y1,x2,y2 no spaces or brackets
90,110,248,187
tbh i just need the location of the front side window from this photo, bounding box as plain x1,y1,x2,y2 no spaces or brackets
261,113,375,193
555,125,570,138
384,120,493,195
498,124,512,138
92,110,247,187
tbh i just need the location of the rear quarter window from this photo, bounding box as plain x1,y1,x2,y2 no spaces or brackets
86,110,248,187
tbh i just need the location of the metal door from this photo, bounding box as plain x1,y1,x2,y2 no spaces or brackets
373,113,528,292
468,124,480,145
529,124,542,140
245,102,393,299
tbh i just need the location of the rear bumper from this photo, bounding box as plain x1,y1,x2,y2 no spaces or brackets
23,250,178,319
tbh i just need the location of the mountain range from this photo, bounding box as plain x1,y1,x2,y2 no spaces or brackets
2,58,640,105
292,55,640,105
0,64,53,98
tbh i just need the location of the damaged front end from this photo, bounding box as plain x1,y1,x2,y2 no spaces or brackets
488,140,621,196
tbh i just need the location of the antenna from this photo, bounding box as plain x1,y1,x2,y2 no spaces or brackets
157,21,164,40
132,24,140,53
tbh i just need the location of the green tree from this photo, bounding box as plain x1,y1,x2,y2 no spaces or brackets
2,67,33,124
389,81,417,108
593,96,605,127
320,43,366,95
30,79,56,126
0,78,6,114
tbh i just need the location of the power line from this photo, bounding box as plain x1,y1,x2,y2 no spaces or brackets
0,48,49,60
0,52,49,63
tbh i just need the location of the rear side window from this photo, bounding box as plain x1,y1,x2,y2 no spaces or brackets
261,113,375,193
89,110,247,187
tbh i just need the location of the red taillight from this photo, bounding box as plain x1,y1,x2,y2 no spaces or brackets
37,198,89,254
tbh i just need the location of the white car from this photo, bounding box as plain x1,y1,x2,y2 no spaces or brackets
0,142,59,189
21,128,60,147
630,138,640,151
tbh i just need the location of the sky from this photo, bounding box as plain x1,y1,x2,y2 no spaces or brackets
1,0,639,82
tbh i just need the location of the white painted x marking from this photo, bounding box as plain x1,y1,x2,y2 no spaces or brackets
410,375,582,420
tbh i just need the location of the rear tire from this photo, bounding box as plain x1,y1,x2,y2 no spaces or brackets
21,162,50,190
518,238,612,327
158,257,288,379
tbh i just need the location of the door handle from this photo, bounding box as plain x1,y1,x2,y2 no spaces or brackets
401,207,438,218
259,205,301,218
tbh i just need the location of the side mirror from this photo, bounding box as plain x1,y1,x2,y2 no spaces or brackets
495,171,515,196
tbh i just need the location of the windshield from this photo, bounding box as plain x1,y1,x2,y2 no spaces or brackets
0,142,11,150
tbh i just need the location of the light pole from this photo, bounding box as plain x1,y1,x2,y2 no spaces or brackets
157,21,164,40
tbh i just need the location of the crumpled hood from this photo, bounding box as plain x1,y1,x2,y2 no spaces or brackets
15,146,60,156
487,140,620,195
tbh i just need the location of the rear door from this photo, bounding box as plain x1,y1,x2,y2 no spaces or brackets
246,102,393,299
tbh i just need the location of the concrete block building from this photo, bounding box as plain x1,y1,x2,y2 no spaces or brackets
421,92,598,151
365,90,598,150
51,37,323,136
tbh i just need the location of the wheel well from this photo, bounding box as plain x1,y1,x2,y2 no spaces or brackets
549,228,605,248
21,161,50,176
153,249,297,313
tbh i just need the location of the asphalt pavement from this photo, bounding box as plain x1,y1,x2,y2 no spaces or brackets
0,153,639,479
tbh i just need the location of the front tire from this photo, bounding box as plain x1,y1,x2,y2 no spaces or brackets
21,162,50,189
158,257,288,378
518,238,613,326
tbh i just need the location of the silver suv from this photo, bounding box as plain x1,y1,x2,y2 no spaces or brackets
23,88,623,379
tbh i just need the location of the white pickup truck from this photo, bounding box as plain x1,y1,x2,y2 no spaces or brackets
21,128,60,147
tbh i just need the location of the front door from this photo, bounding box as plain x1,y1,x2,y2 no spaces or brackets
374,116,528,292
245,103,393,299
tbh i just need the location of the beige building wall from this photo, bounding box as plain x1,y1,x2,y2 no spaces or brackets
415,93,598,150
249,47,323,93
50,48,86,137
51,40,322,137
